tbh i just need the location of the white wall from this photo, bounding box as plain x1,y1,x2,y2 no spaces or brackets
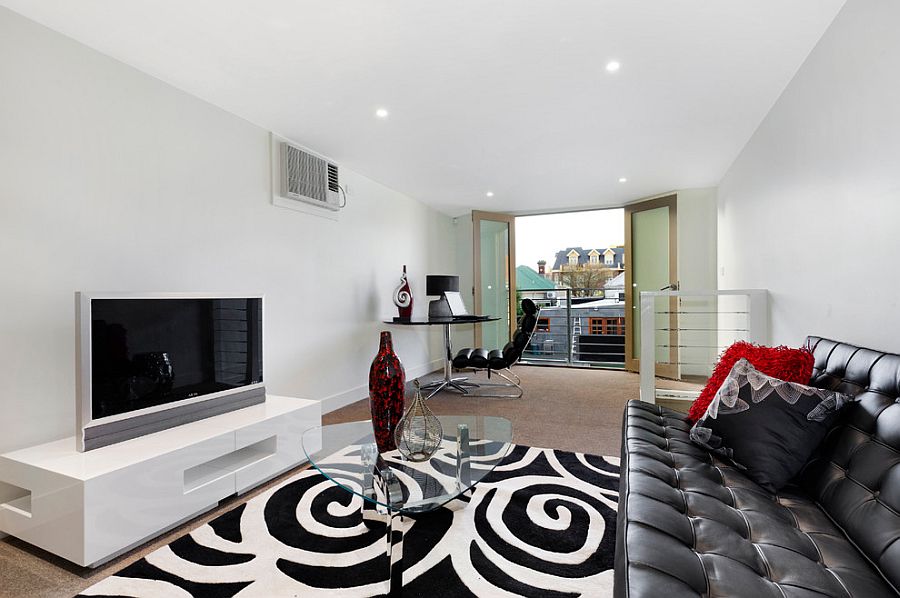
0,8,454,465
676,188,717,293
674,188,718,376
718,0,900,350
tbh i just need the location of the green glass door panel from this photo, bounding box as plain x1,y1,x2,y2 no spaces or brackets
479,219,511,348
631,206,669,362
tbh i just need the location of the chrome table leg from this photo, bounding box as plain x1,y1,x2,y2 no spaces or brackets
456,423,471,488
386,510,408,596
420,323,482,398
372,461,406,596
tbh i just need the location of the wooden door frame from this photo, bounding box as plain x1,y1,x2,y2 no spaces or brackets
624,194,678,375
472,210,516,347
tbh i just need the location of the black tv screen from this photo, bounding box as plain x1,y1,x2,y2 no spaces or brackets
90,298,263,420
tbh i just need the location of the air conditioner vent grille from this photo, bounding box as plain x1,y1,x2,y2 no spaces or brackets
279,142,341,210
327,163,339,193
283,143,326,202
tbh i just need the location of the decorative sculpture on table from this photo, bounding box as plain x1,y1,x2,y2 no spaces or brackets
395,380,443,462
392,265,413,321
369,331,406,453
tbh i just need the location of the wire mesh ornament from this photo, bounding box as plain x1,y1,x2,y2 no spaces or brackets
394,380,443,462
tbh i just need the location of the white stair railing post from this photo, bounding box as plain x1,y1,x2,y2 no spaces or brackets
640,292,656,403
747,290,769,344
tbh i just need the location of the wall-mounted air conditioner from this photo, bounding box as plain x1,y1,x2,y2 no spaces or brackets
279,141,344,211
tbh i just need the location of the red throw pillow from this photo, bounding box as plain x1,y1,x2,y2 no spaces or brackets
687,342,815,422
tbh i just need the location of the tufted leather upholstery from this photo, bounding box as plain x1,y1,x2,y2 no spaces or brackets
614,336,900,598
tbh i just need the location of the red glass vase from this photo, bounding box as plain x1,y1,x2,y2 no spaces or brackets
369,331,406,452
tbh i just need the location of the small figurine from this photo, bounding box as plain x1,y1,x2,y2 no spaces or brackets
393,265,413,321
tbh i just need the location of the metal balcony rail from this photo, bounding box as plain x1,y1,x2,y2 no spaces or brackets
638,289,769,404
518,287,626,369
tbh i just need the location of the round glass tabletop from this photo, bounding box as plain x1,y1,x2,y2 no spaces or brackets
301,415,512,514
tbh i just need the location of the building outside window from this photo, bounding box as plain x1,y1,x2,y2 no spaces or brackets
589,317,625,335
607,317,625,334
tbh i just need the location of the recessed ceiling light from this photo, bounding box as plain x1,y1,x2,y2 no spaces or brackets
618,177,628,183
606,61,621,73
375,108,389,119
486,191,494,197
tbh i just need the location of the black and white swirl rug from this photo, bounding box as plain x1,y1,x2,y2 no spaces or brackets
79,445,619,597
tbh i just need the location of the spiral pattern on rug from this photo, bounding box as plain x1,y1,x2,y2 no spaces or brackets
78,444,619,597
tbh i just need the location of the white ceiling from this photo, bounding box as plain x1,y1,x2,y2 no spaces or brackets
2,0,844,216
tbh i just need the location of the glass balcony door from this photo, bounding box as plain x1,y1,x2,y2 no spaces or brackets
624,195,678,377
473,211,516,349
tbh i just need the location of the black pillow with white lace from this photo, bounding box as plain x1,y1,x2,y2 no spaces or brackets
690,358,850,492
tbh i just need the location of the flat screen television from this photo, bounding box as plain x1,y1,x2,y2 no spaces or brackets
76,293,264,451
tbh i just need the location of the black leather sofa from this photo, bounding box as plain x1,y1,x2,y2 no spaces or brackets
615,336,900,597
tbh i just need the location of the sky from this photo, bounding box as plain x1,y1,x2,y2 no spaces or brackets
516,209,624,270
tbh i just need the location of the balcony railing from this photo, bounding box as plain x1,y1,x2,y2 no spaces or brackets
518,287,625,368
638,289,769,403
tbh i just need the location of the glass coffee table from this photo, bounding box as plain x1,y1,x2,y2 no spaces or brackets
301,415,512,596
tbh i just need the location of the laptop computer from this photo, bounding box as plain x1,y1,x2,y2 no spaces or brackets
444,291,489,321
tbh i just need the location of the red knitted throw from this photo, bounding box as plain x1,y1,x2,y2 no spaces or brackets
687,342,815,422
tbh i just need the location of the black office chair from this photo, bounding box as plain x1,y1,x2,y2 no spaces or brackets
451,299,540,398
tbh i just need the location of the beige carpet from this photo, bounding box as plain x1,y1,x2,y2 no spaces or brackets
0,365,698,598
325,365,699,456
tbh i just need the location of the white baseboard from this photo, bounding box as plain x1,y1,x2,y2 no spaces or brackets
319,359,443,414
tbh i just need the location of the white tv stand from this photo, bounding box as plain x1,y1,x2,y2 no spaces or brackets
0,395,320,567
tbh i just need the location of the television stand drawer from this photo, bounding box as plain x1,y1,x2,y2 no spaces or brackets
0,395,321,567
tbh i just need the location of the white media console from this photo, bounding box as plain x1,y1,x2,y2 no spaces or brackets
0,395,321,567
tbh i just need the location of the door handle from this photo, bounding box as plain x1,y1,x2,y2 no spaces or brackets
659,281,680,291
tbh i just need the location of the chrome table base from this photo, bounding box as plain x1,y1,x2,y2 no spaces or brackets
419,322,479,399
361,425,472,596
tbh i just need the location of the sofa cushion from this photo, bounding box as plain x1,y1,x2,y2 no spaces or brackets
616,400,896,598
687,342,815,421
690,358,850,492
